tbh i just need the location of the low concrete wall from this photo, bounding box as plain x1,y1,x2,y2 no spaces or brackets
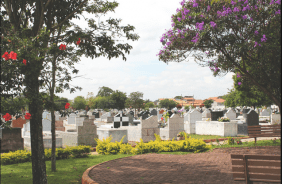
196,121,237,137
97,128,128,143
184,121,195,134
23,136,62,148
271,114,281,124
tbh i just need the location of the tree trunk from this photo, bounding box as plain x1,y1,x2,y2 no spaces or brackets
50,57,57,172
28,75,48,184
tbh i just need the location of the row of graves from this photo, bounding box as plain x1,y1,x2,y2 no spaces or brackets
1,107,280,152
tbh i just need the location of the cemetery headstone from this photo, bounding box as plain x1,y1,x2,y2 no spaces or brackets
113,113,129,128
150,109,157,116
242,109,251,119
246,110,259,126
211,111,224,121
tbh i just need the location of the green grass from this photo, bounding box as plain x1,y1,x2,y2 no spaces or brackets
1,154,133,184
185,134,246,140
1,139,280,184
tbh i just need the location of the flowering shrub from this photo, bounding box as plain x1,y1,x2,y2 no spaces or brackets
218,117,230,122
95,133,211,155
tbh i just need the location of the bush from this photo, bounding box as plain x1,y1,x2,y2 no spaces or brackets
95,135,128,155
227,137,235,145
1,145,91,165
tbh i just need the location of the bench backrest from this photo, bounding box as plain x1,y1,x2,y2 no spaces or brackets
248,125,281,138
231,154,281,183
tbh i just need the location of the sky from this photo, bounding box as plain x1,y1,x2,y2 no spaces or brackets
57,0,234,102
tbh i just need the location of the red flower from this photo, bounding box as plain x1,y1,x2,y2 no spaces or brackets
65,102,70,109
59,44,66,50
3,113,12,121
23,59,27,65
25,113,31,120
161,117,164,120
9,51,17,60
2,52,9,60
76,38,81,45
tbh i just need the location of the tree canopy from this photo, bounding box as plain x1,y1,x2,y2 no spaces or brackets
159,99,178,110
97,86,114,97
203,99,214,108
158,0,281,110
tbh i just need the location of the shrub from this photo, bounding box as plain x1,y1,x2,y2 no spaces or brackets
227,137,235,145
1,145,91,165
95,135,127,155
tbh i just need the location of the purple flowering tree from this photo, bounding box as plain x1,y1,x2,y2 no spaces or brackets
158,0,281,110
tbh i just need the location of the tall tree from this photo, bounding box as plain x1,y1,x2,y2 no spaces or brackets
72,96,86,110
157,0,281,110
126,91,144,116
223,74,273,109
203,99,214,109
97,86,114,97
159,99,178,110
110,90,127,110
1,1,139,183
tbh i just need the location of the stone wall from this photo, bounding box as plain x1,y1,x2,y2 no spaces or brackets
11,117,26,128
55,120,65,131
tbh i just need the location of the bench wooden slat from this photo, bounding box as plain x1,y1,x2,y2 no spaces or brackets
249,178,281,183
248,129,281,132
249,134,281,137
232,167,281,174
232,160,281,167
233,172,245,179
231,154,281,160
248,173,281,181
248,125,281,128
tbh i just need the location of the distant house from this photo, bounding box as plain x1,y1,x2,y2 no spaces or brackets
158,96,204,108
206,97,225,110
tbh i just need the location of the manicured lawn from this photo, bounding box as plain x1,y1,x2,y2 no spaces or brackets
1,139,280,184
1,154,133,184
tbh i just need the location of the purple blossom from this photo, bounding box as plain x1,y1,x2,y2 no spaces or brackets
237,73,241,78
160,37,164,43
270,0,275,4
223,6,226,11
183,8,190,15
182,15,185,19
261,35,267,42
191,33,199,43
231,0,236,5
242,15,248,19
244,0,248,4
188,16,192,19
196,21,205,30
180,0,185,6
250,17,253,21
233,7,240,12
205,51,209,55
254,41,258,47
217,10,222,16
171,22,175,27
276,0,281,4
254,30,259,35
210,21,217,28
238,82,242,85
177,17,181,21
176,8,180,12
193,2,198,7
200,14,204,17
227,7,232,14
254,5,258,9
207,5,210,11
275,10,281,14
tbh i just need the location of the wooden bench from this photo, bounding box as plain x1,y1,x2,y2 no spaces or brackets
231,154,281,184
248,125,281,143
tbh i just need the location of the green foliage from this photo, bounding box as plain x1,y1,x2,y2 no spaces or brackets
174,96,183,99
97,86,114,97
95,134,211,155
218,117,230,122
227,137,235,145
110,90,127,110
72,96,87,110
184,105,190,110
159,99,178,110
125,91,144,110
1,145,91,165
203,99,214,109
145,102,155,109
223,74,273,109
90,96,113,109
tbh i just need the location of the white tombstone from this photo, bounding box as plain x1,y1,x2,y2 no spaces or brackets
202,109,211,118
184,109,202,134
260,109,271,116
225,109,236,120
67,113,77,124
